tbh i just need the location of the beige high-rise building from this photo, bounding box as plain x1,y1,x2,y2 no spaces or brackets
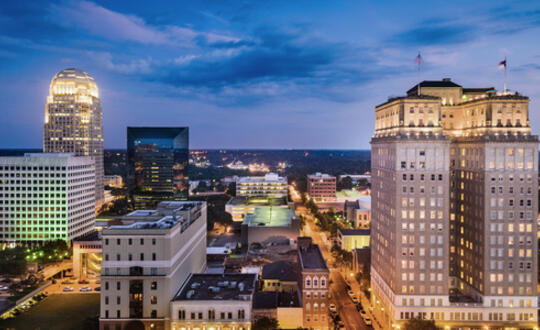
370,79,538,329
99,201,207,330
44,68,104,210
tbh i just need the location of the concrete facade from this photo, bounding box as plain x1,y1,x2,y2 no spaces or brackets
99,201,207,330
0,153,96,246
370,79,538,329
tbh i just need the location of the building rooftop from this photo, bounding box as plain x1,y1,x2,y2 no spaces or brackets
262,261,298,282
253,291,278,309
243,208,296,227
253,291,300,309
406,78,462,95
108,215,179,230
298,239,328,271
338,228,370,236
376,94,441,109
227,196,288,207
106,201,204,232
174,273,257,301
73,230,101,242
237,173,287,183
308,172,335,179
347,196,371,210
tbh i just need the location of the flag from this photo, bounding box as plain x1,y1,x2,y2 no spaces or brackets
415,52,422,65
499,59,506,69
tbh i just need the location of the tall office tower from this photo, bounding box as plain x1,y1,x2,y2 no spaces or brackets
0,154,95,247
370,78,538,328
99,201,206,330
127,127,189,209
44,68,104,210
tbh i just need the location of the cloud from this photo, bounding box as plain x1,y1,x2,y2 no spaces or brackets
392,21,475,46
48,0,239,47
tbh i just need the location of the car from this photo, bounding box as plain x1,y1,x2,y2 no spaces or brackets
94,286,101,291
78,279,89,284
356,304,364,312
79,286,92,292
360,310,367,318
364,317,372,326
63,286,74,292
351,296,359,303
328,303,337,313
347,290,355,297
338,321,346,329
61,280,73,285
0,285,8,290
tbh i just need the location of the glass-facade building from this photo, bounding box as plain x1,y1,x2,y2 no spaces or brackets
127,127,189,208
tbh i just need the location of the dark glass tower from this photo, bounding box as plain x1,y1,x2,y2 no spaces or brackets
127,127,189,208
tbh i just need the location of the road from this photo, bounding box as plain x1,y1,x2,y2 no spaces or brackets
331,272,370,330
294,192,371,330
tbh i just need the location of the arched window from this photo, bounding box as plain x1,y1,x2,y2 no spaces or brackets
321,277,326,287
314,303,319,311
313,277,318,287
306,303,311,311
305,276,311,288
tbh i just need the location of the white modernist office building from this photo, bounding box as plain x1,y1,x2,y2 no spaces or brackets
0,153,95,246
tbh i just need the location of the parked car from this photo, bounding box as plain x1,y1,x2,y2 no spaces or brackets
63,286,74,292
329,303,337,313
347,290,355,297
364,317,372,326
94,286,101,291
0,285,8,290
61,280,73,285
351,296,359,303
360,310,368,318
79,286,92,292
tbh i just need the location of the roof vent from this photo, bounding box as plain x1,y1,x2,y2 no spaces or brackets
442,78,451,82
186,290,195,299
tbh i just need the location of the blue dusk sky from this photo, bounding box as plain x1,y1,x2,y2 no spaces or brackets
1,0,540,149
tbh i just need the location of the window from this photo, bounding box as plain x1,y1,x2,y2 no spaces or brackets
238,309,245,319
105,282,109,290
151,281,157,290
178,310,185,320
152,253,156,261
151,310,157,318
140,238,144,245
151,296,157,304
116,282,120,290
152,239,156,245
128,238,132,245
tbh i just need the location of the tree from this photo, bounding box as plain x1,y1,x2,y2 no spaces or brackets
337,176,353,190
0,247,27,276
252,317,279,330
403,317,438,330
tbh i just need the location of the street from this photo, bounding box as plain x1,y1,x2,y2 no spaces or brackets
292,186,372,330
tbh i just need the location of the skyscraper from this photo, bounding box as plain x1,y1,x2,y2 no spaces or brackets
127,127,189,208
44,68,104,209
370,79,538,328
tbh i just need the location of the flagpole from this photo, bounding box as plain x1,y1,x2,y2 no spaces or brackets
504,56,507,93
417,52,421,96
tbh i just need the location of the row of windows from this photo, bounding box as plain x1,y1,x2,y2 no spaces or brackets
104,253,157,261
104,238,157,246
177,309,245,320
